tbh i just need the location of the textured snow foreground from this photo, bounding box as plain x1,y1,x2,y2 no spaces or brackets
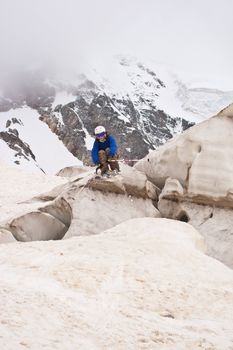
0,218,233,349
0,161,68,222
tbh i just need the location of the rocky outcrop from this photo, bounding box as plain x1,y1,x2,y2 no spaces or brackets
0,117,38,166
39,88,192,163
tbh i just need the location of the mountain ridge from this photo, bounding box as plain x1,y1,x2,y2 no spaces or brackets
0,56,232,173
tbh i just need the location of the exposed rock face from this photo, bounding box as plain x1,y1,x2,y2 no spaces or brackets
135,104,233,268
0,59,193,165
0,118,37,166
39,86,192,163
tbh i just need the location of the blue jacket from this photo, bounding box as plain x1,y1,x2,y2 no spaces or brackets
91,134,118,164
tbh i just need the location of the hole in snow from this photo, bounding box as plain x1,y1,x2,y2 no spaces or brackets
177,211,189,223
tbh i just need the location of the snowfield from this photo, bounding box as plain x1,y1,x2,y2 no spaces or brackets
0,163,233,349
0,161,68,221
0,218,233,349
0,106,80,174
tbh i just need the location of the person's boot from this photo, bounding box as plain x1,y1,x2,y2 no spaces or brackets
98,150,110,176
100,163,109,176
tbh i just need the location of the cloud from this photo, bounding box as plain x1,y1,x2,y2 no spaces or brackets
0,0,232,89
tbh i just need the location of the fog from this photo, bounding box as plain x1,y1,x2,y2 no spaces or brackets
0,0,232,89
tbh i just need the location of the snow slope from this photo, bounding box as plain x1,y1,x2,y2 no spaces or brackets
0,162,68,222
81,56,233,122
0,106,80,174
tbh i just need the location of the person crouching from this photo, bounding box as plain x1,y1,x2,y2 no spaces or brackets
91,125,120,176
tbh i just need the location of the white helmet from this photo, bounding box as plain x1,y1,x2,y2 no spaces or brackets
94,125,106,135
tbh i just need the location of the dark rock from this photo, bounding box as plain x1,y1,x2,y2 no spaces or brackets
0,130,36,162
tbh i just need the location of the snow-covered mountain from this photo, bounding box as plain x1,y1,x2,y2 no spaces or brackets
0,107,80,174
0,56,232,173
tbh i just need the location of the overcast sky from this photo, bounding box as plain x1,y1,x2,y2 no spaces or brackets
0,0,232,89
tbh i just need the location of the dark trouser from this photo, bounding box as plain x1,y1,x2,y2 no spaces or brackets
98,148,120,175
